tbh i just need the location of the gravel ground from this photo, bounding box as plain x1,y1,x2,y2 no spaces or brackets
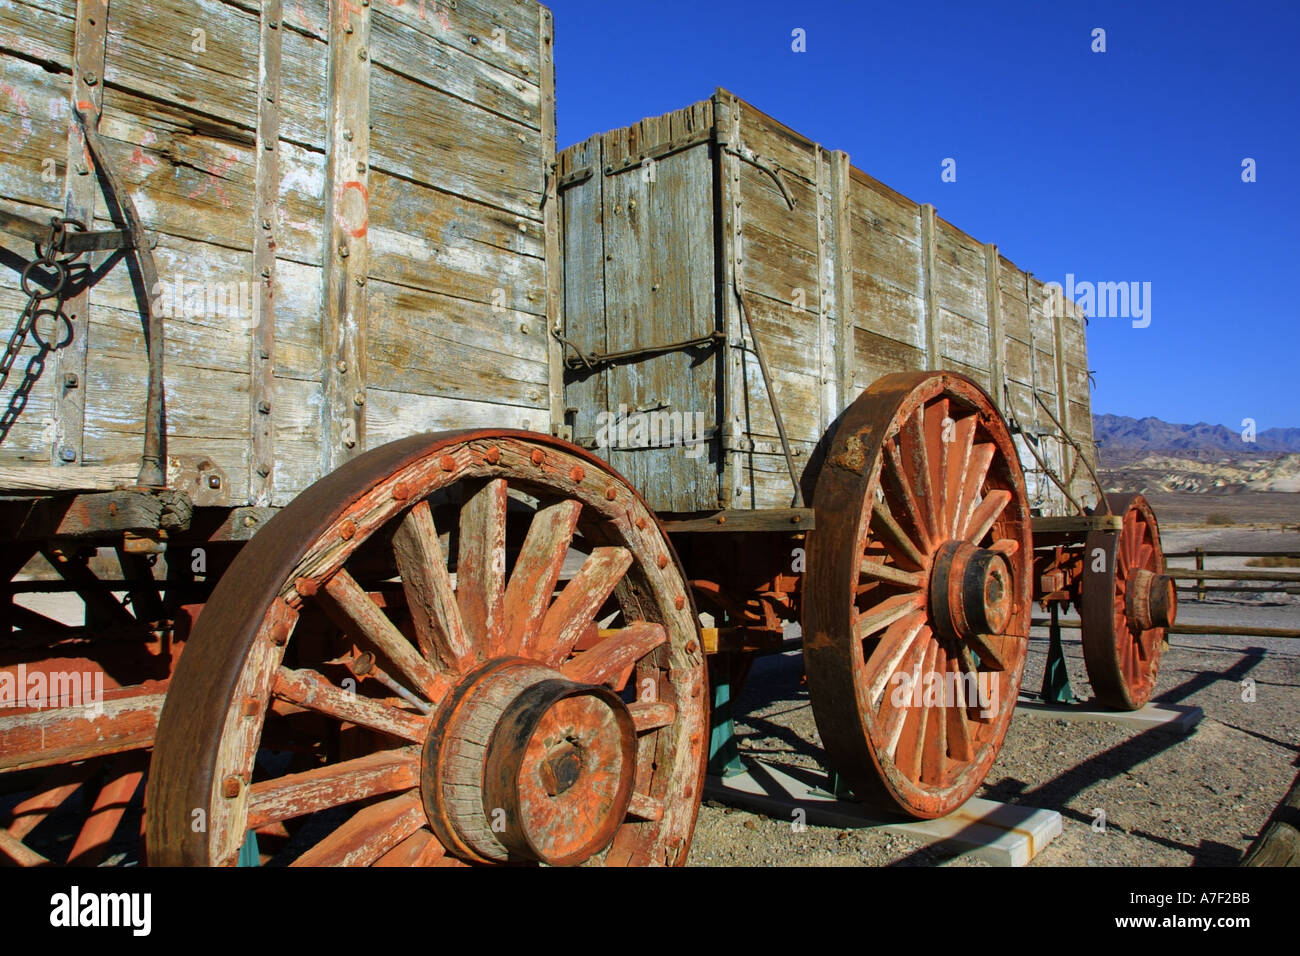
687,528,1300,867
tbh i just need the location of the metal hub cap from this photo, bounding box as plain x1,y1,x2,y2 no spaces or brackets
1125,567,1177,632
930,540,1015,642
422,658,636,866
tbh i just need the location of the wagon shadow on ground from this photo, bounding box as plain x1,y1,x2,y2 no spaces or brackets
717,640,1273,866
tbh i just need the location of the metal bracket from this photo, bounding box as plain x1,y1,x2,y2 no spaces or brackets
720,143,795,210
556,328,724,371
74,109,166,488
167,455,230,507
0,208,129,253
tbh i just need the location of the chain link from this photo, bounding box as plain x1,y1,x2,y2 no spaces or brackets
0,218,84,443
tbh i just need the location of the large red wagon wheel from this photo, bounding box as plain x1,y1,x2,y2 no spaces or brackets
1081,493,1176,710
146,430,706,866
803,372,1032,818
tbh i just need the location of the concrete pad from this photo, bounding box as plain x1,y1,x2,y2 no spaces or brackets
704,758,1061,867
1015,698,1203,734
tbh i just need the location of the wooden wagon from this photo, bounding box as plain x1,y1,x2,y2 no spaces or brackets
0,0,1175,866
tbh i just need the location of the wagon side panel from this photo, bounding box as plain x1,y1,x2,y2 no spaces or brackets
933,217,992,393
597,105,719,512
362,0,553,463
845,170,927,395
0,0,555,506
723,98,827,510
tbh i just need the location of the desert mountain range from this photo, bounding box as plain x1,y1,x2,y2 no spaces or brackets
1094,413,1300,495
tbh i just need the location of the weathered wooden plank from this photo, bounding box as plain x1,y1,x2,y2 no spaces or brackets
920,203,939,368
51,0,110,471
538,3,561,432
853,327,927,393
0,464,134,491
249,0,282,505
368,62,542,221
737,99,818,185
558,133,605,445
319,0,370,474
0,0,76,67
984,243,1005,412
715,91,746,510
366,278,549,408
369,3,540,130
828,149,854,410
365,168,545,316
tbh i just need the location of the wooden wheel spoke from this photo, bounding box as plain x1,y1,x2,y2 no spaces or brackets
967,631,1023,672
923,399,949,539
865,611,927,709
273,666,430,742
854,591,925,640
319,569,444,701
881,626,932,758
248,749,421,829
870,499,926,569
501,499,583,657
945,653,975,761
955,442,995,537
627,793,665,822
859,557,924,589
943,415,977,537
538,546,634,667
883,441,933,554
921,645,948,785
965,489,1012,544
457,477,509,652
896,639,937,781
628,700,676,733
374,828,448,867
393,500,473,674
561,621,666,688
291,791,426,867
903,407,941,542
990,537,1019,558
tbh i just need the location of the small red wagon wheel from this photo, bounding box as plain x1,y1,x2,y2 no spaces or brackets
146,431,706,866
1081,493,1176,711
803,372,1032,818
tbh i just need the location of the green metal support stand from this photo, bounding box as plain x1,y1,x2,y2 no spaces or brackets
237,829,260,867
1038,602,1076,704
707,652,746,777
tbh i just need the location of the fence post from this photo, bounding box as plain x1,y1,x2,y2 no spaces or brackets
1196,547,1205,602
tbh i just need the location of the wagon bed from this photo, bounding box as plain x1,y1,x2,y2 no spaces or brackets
557,90,1096,519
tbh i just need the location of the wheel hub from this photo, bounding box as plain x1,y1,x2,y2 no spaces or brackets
930,540,1014,641
422,658,636,866
1125,568,1177,631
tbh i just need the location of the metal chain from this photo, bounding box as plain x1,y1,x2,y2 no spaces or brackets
0,218,83,443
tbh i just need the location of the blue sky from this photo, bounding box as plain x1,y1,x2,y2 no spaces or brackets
546,0,1299,431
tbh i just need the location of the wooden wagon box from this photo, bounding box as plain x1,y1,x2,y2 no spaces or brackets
557,90,1096,518
0,0,560,511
